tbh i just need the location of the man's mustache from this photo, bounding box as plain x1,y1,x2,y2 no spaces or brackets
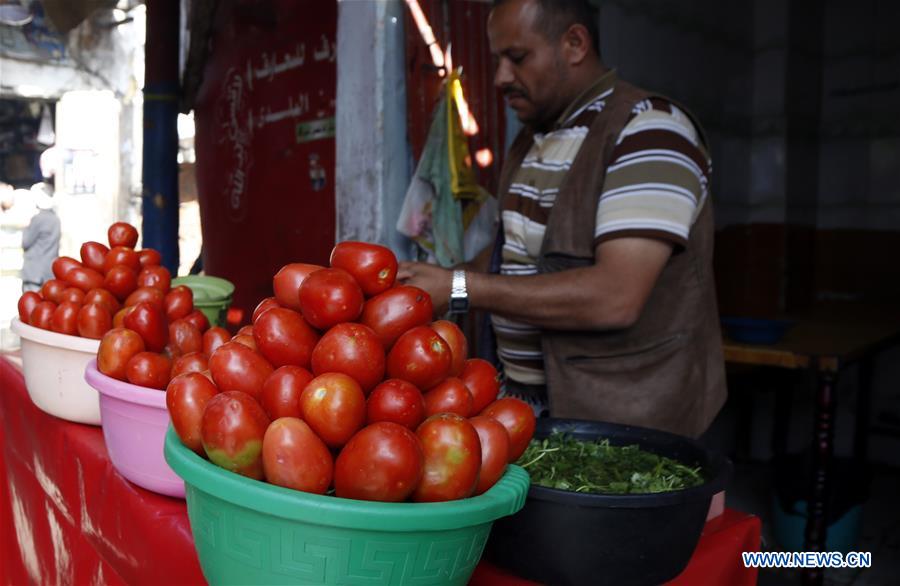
502,87,528,100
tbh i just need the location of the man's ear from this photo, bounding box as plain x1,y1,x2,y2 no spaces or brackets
561,23,592,65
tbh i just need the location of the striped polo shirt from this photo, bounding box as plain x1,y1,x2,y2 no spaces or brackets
494,71,711,387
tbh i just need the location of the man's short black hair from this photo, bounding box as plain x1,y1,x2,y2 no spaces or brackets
493,0,601,57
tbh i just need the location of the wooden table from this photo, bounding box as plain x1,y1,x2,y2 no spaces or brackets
723,311,900,585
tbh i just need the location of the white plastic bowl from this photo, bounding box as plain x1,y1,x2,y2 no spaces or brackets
10,317,102,425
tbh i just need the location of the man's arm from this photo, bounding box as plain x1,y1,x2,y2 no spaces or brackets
397,236,672,330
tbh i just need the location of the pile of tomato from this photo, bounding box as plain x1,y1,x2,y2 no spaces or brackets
166,241,537,503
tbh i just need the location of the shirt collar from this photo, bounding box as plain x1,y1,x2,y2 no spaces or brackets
554,69,618,129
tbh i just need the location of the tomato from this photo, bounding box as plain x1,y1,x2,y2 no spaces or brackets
299,373,366,449
97,328,146,380
310,323,384,394
52,257,82,280
104,265,139,301
125,351,172,389
80,241,109,273
252,307,319,368
360,286,433,348
272,263,323,311
166,371,219,455
298,268,365,329
18,291,42,324
480,397,536,461
138,248,162,268
208,341,274,401
202,326,230,357
112,305,135,328
123,301,169,352
334,422,424,502
182,309,210,333
40,279,67,304
329,241,398,297
137,265,171,292
460,358,501,414
170,351,209,378
108,222,139,248
470,415,510,494
51,301,81,335
124,286,165,309
29,301,57,330
60,287,85,305
103,246,141,273
251,296,280,323
422,377,472,417
231,334,257,350
431,320,468,377
262,418,333,494
164,285,193,321
201,391,270,479
260,365,313,419
237,325,254,337
83,288,120,314
366,379,425,430
168,319,202,355
77,303,112,339
64,266,105,293
413,413,482,502
386,326,452,391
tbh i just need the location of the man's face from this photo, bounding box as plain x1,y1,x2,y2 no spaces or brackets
488,0,568,128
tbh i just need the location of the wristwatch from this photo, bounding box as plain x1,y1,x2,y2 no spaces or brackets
448,270,469,314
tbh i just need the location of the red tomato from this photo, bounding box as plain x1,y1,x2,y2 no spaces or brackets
422,377,473,418
360,286,433,348
104,265,139,301
169,319,203,355
170,351,209,378
123,301,169,352
329,241,398,297
299,373,366,449
252,307,319,368
84,288,120,315
262,418,333,494
40,279,67,304
52,257,82,280
164,285,193,322
201,391,270,479
207,342,274,401
138,248,162,268
97,328,146,380
460,359,501,415
470,415,511,494
77,303,112,339
64,266,106,293
17,291,42,323
260,365,313,420
237,325,254,337
366,379,425,430
298,268,365,329
334,422,424,502
108,222,139,248
386,326,452,391
29,301,57,330
310,323,385,394
166,371,219,455
431,320,468,377
51,301,81,335
60,287,85,305
413,413,482,502
124,285,165,309
137,265,171,292
251,296,280,323
112,305,135,328
80,241,109,273
182,309,210,333
125,351,172,389
202,326,230,357
480,397,536,461
103,246,141,273
272,263,323,311
231,334,257,350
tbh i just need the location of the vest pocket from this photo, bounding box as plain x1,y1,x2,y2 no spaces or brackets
564,332,688,371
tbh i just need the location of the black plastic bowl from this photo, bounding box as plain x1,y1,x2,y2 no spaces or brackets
485,418,732,586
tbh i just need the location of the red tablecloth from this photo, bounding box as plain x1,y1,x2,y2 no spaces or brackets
1,357,759,585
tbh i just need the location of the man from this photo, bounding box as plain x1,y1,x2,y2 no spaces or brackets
398,0,725,438
21,180,61,292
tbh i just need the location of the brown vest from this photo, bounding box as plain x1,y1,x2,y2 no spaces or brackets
495,80,726,438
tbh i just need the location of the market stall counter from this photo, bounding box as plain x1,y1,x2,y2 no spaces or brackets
1,357,760,585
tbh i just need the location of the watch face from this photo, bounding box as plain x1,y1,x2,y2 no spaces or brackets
449,297,469,313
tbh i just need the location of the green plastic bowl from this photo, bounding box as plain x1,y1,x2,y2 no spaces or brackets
164,427,530,585
172,275,235,327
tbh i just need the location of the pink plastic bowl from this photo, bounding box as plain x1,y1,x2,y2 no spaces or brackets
84,360,184,498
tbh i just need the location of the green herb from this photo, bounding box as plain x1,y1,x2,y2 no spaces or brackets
516,432,704,494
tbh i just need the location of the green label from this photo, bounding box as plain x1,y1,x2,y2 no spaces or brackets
296,117,336,144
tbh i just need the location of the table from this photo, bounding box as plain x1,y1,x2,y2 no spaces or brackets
1,357,759,585
723,311,900,585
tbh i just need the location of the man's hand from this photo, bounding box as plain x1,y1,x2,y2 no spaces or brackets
397,261,453,316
